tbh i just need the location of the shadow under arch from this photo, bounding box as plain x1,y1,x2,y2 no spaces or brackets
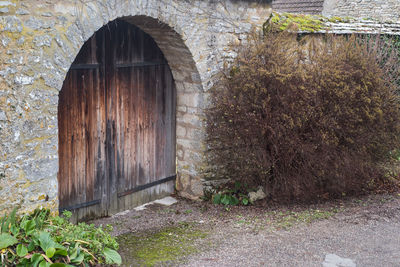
122,15,203,90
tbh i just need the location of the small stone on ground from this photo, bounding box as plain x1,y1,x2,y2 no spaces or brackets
153,196,178,206
323,254,356,267
134,196,178,211
112,209,130,217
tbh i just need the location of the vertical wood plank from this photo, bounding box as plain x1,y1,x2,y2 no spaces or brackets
58,19,176,219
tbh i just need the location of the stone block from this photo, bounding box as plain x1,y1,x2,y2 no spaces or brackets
177,92,202,108
177,172,191,191
33,34,52,47
190,178,204,197
176,125,186,138
14,75,34,85
177,113,204,128
186,127,204,140
177,147,184,160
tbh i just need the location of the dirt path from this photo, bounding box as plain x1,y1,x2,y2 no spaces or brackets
93,193,400,266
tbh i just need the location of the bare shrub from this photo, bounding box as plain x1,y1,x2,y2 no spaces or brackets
205,31,400,201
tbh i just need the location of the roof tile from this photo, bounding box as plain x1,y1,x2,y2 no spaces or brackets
272,0,324,14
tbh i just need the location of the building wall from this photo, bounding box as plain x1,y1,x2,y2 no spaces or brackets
271,0,400,22
322,0,400,22
0,0,271,215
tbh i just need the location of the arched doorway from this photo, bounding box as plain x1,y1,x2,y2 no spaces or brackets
58,19,176,220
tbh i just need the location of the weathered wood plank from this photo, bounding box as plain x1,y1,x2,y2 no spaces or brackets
58,19,176,219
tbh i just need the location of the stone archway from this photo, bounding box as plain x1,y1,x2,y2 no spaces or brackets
0,0,271,215
58,13,206,217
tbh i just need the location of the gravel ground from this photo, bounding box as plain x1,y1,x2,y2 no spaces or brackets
93,193,400,267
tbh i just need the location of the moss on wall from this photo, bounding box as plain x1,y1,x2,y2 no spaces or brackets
263,12,351,34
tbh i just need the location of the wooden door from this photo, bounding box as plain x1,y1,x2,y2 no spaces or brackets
58,20,176,220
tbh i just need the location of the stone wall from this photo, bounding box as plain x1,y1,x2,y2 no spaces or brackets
0,0,271,215
322,0,400,22
2,0,398,216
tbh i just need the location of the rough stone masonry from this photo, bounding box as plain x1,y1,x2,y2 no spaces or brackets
0,0,272,215
0,0,399,215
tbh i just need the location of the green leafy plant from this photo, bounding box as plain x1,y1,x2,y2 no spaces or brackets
0,208,121,266
212,182,250,206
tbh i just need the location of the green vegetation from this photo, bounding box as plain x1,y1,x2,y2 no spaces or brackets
184,209,193,214
117,222,207,266
264,12,324,33
262,12,352,34
211,182,250,206
266,209,338,230
0,208,121,266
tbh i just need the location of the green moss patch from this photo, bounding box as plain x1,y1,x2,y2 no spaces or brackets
264,13,323,33
265,208,339,230
263,13,352,34
117,222,207,266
